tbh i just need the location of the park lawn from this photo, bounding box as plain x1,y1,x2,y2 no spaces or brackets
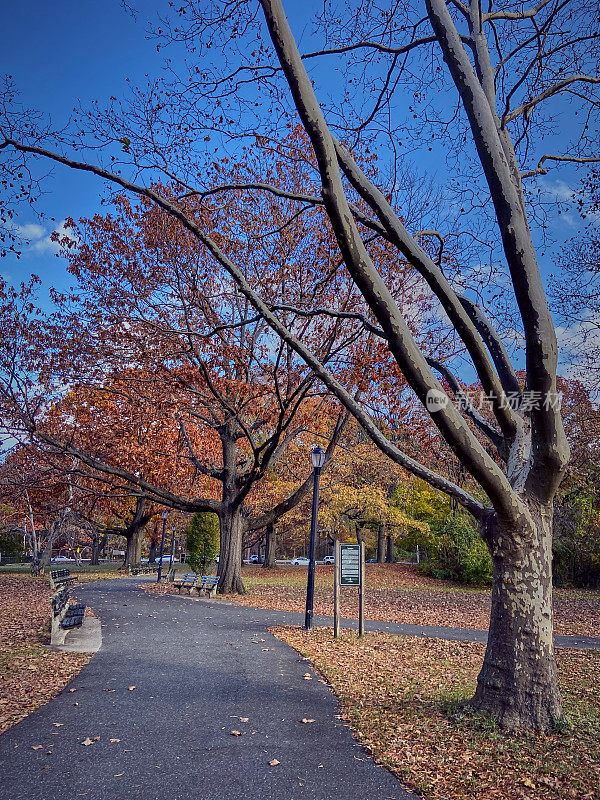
273,626,600,800
0,575,91,735
233,565,600,637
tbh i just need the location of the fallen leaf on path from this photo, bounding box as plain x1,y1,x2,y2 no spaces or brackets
301,718,315,724
32,745,42,750
128,686,136,691
114,773,124,777
81,738,94,746
269,759,280,766
109,738,120,743
239,717,249,723
230,730,242,736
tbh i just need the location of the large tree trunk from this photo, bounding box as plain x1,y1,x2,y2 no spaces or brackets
377,523,385,563
217,506,245,594
40,523,57,567
386,533,394,563
148,537,157,563
91,533,100,566
470,503,562,732
263,523,277,568
124,526,144,567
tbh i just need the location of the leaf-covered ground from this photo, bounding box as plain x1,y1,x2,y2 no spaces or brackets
146,565,600,637
0,575,91,735
273,626,600,800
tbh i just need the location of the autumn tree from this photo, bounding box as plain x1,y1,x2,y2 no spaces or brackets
0,167,376,592
2,0,599,731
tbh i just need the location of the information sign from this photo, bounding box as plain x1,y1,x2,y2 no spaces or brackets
339,543,361,586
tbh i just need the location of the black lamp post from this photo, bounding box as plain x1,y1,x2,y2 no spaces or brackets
157,508,168,582
168,526,177,578
304,445,326,630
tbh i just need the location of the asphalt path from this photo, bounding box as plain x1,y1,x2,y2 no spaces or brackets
0,578,413,800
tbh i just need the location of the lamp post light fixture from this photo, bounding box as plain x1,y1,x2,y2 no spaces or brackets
157,508,169,583
304,445,326,630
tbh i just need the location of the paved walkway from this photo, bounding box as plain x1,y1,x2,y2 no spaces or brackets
221,602,600,650
0,579,412,800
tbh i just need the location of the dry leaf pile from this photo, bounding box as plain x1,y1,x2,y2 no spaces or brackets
0,575,90,735
273,626,600,800
146,565,600,637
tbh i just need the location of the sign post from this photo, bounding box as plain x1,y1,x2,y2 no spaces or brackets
358,542,365,637
333,540,340,638
335,542,364,637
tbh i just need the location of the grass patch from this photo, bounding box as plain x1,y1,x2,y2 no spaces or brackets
273,626,600,800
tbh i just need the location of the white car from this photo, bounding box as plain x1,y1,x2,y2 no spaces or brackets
323,555,335,565
290,557,310,566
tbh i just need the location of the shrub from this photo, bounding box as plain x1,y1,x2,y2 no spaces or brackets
553,491,600,588
419,515,492,586
185,512,219,575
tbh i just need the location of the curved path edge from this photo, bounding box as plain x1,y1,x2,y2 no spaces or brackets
0,577,414,800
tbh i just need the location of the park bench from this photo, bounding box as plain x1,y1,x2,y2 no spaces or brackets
49,586,86,645
49,569,76,590
128,563,160,576
174,572,199,593
197,576,219,597
173,574,218,597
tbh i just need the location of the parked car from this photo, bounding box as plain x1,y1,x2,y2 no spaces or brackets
51,555,71,562
249,554,264,563
322,555,335,564
290,556,310,566
366,558,378,563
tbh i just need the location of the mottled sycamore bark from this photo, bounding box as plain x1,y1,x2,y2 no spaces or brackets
473,503,561,730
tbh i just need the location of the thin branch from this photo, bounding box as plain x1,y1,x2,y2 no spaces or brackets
484,0,554,20
426,356,504,452
521,153,600,178
503,76,600,124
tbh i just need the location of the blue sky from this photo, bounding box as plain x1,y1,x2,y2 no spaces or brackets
0,1,160,294
0,0,590,381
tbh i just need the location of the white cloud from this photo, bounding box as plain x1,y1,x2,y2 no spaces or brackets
539,178,576,203
14,222,46,241
12,220,80,255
